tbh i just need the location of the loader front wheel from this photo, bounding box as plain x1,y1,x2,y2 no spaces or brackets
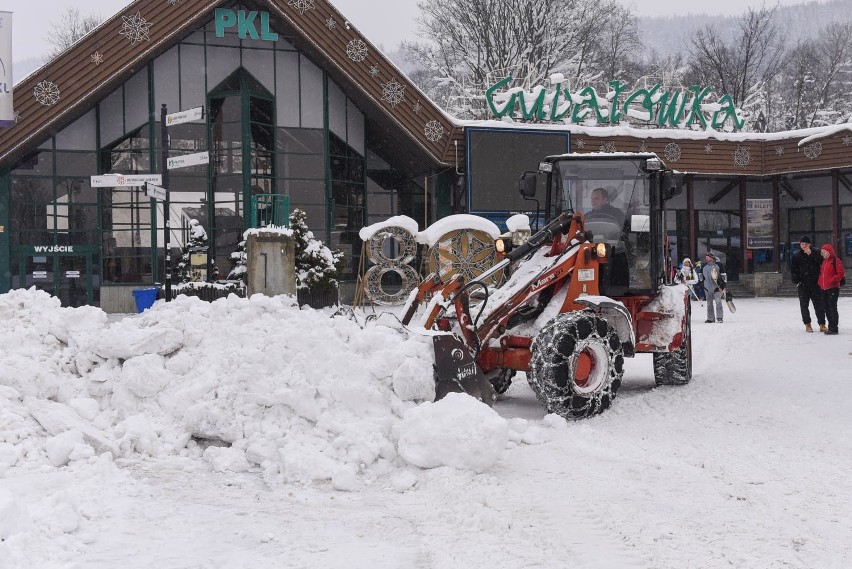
486,368,516,396
653,303,693,386
528,310,624,419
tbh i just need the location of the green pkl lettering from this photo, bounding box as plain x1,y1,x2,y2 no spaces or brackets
214,8,236,38
238,11,260,40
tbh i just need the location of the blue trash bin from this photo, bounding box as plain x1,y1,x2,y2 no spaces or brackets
132,288,160,313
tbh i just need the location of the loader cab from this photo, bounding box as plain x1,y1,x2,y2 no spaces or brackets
519,154,682,295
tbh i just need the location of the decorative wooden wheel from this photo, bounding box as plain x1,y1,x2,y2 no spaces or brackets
428,229,503,286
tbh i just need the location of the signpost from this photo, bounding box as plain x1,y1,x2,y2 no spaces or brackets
160,103,206,300
167,151,209,170
90,174,162,187
145,183,167,201
165,106,204,127
161,104,172,301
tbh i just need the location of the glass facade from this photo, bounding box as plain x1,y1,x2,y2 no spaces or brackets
2,9,431,308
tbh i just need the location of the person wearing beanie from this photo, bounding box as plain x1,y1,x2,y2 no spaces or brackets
790,235,825,332
817,243,846,335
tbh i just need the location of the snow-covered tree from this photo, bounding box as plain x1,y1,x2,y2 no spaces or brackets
405,0,632,119
686,5,785,108
227,237,247,285
777,22,852,129
45,8,102,62
177,219,216,283
289,209,344,291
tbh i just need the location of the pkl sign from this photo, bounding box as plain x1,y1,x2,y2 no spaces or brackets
214,8,278,41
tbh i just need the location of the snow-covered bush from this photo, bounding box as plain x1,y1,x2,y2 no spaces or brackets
289,209,344,291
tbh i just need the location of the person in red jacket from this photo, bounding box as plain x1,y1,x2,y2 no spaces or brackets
818,244,846,335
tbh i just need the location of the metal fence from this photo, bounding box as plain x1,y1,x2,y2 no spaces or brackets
251,194,291,228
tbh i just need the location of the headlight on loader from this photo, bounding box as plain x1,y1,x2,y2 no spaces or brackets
495,238,508,253
595,243,608,258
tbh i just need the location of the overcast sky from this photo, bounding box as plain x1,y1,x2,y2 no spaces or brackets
0,0,830,62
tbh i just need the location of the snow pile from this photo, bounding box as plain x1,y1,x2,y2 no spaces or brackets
397,393,508,472
0,288,536,490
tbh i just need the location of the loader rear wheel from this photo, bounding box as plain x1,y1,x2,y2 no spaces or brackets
528,310,624,419
653,303,693,386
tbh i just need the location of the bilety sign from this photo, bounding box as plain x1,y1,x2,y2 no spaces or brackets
166,106,204,126
90,174,163,187
746,198,773,249
486,77,745,131
214,8,278,41
167,151,209,170
0,11,13,128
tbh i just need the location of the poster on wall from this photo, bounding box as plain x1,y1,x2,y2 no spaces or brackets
746,199,773,248
0,11,13,128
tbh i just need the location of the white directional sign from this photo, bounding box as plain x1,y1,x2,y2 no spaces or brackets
165,106,204,126
90,174,163,187
167,151,209,170
145,183,167,201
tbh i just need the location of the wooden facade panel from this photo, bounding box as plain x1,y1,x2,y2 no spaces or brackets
2,0,224,166
267,0,449,164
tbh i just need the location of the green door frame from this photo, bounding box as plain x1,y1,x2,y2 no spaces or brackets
207,69,276,268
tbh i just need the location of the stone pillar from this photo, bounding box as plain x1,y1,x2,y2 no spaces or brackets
246,232,296,297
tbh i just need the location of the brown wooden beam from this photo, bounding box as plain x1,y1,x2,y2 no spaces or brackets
708,178,740,204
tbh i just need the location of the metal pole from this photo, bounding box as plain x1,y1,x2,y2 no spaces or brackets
160,104,172,301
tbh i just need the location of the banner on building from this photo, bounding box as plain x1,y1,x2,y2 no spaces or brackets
0,12,12,128
746,199,773,249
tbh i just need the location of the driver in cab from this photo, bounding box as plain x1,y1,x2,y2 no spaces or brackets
585,187,625,227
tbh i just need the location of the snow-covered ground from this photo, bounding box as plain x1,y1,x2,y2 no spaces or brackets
1,288,851,569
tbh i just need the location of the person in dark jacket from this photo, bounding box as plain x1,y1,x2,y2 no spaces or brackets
790,235,826,332
818,243,846,335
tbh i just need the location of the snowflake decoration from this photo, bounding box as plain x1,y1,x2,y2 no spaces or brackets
166,0,179,5
91,51,104,65
733,145,751,168
599,141,617,153
842,135,852,146
346,39,368,62
120,12,153,45
576,139,586,149
638,142,648,153
412,100,422,114
13,109,21,123
803,142,822,159
424,120,444,142
33,80,60,106
287,0,316,15
381,78,405,107
775,145,784,156
704,144,713,154
369,65,380,78
663,142,681,162
325,17,336,30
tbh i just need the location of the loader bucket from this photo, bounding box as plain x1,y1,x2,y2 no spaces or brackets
432,334,497,406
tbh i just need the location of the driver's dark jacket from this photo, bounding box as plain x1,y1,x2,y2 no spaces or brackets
585,204,625,227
